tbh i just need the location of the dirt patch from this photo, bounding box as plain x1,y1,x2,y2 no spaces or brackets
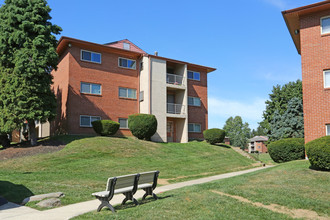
211,190,329,220
0,139,65,160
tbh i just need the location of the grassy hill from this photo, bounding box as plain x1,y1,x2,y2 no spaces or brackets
0,135,257,206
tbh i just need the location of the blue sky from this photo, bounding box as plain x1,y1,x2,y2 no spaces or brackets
1,0,320,129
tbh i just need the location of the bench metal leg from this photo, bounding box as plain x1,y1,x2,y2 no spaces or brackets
122,192,139,206
142,187,158,200
96,198,116,213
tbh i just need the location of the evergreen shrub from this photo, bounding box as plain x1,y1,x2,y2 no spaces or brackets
128,114,157,140
203,128,226,145
306,136,330,171
91,120,119,136
268,138,305,163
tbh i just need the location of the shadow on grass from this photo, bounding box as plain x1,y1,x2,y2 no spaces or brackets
109,195,173,212
214,143,231,148
0,181,34,205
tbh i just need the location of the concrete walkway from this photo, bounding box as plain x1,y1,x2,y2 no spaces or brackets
0,166,273,220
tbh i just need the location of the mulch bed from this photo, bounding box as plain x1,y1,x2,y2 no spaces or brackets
0,139,65,160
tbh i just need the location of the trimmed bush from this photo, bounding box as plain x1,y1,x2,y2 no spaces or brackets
306,136,330,171
128,114,157,140
268,138,305,163
91,120,120,136
203,128,226,145
0,134,10,149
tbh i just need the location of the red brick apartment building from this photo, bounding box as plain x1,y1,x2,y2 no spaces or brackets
248,136,268,153
51,37,215,143
282,1,330,143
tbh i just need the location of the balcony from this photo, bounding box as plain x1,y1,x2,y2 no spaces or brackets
167,103,185,115
166,73,184,86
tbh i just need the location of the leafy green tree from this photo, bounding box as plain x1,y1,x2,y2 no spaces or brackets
261,80,302,134
251,124,267,137
0,0,61,145
223,116,251,149
269,97,304,141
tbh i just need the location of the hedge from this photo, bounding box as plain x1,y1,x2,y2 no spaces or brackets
306,136,330,171
0,134,10,149
268,138,305,163
203,128,226,145
91,120,120,136
128,114,157,140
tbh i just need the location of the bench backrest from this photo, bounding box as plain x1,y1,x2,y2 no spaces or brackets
139,171,159,185
106,174,139,191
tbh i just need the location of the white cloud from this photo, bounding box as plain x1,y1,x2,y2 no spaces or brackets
208,97,267,129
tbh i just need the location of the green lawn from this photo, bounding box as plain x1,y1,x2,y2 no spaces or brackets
75,160,330,220
0,135,256,206
249,153,276,165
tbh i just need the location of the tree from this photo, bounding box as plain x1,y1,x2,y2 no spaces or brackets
0,0,61,145
261,80,302,134
269,97,304,141
251,124,267,137
223,116,251,149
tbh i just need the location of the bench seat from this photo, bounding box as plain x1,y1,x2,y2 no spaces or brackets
92,186,135,198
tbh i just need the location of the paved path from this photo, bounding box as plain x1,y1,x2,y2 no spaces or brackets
0,166,273,220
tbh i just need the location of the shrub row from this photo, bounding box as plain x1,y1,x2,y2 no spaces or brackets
91,114,157,141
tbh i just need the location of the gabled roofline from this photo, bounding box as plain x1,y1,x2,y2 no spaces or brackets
104,39,147,54
282,1,330,54
57,36,143,57
148,54,216,73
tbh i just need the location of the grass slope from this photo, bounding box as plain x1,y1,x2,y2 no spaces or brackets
75,160,330,219
0,135,255,206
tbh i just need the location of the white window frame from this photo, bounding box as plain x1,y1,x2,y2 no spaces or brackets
123,43,130,50
81,50,102,64
188,96,201,106
326,124,330,136
324,70,330,88
118,57,136,70
80,115,101,127
80,82,102,95
118,87,137,99
321,16,330,35
187,70,200,81
188,123,201,133
119,118,128,129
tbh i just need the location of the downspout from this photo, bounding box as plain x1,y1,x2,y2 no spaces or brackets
148,55,151,114
137,54,143,113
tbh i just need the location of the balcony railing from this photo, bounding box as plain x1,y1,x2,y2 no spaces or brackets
166,73,184,86
167,103,185,115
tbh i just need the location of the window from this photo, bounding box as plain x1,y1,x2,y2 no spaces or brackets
188,97,201,106
118,58,136,69
321,16,330,34
187,71,200,81
80,115,101,127
327,124,330,136
188,123,201,132
119,118,128,129
119,87,137,99
81,50,101,63
324,70,330,88
80,82,101,95
123,43,130,50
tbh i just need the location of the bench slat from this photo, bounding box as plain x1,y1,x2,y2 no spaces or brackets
138,171,157,184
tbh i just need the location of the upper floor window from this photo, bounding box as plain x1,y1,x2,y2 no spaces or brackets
119,118,128,129
81,50,101,63
324,70,330,88
188,123,201,133
123,43,130,50
188,71,200,81
119,87,137,99
81,82,101,95
188,96,201,106
321,16,330,34
119,57,136,69
80,115,101,127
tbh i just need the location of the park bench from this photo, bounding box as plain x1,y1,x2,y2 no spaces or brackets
92,171,159,212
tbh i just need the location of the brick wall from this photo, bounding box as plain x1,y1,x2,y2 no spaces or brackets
300,10,330,143
187,67,208,140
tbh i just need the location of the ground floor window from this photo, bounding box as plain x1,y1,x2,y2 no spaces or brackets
188,123,201,132
80,115,101,127
119,118,128,129
326,124,330,136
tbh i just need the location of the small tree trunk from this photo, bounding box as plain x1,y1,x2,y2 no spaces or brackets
28,120,37,146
